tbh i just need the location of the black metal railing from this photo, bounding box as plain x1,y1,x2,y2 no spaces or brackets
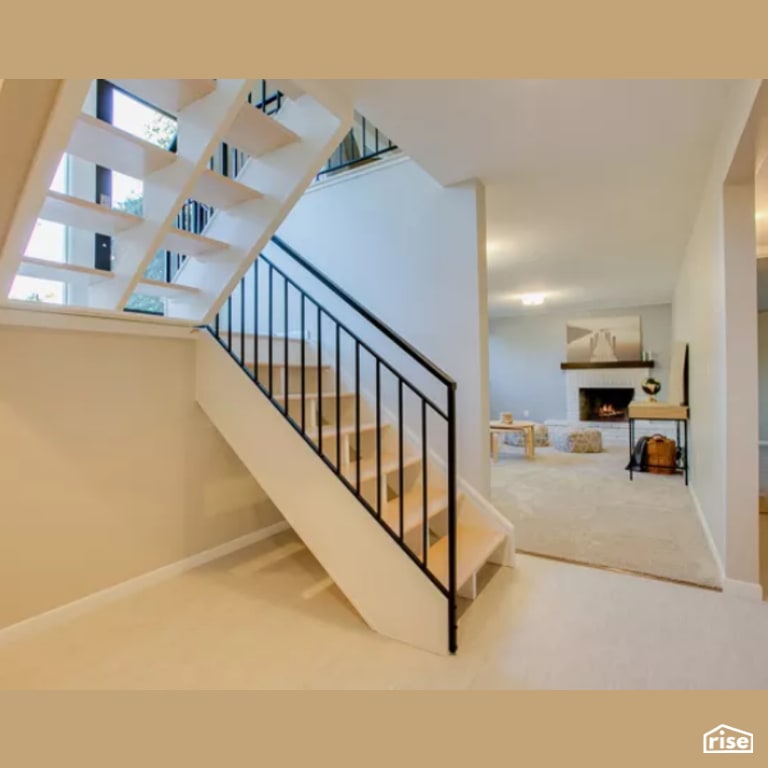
206,236,458,653
315,111,398,181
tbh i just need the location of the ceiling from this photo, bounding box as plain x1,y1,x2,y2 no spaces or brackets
311,79,733,316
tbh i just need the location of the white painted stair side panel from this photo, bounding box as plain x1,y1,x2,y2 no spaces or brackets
169,95,353,323
195,332,449,655
0,79,92,299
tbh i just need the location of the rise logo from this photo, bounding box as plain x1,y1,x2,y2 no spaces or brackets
703,725,754,754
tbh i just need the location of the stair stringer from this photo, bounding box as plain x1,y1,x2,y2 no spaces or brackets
195,331,450,655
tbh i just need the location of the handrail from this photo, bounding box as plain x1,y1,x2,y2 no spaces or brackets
315,112,399,181
206,240,459,653
270,235,456,390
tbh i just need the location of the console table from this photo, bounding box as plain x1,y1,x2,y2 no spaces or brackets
627,402,689,484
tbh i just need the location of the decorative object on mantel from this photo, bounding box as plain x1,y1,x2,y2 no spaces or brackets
566,315,642,363
500,411,514,425
560,360,654,370
641,376,662,401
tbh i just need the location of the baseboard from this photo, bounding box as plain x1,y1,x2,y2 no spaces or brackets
723,578,764,601
689,485,726,587
0,521,290,648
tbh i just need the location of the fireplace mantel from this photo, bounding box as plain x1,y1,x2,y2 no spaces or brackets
560,361,654,370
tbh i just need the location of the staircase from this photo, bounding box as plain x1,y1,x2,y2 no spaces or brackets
196,237,514,654
0,79,351,320
0,79,513,654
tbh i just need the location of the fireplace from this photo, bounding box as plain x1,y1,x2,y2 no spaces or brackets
579,387,634,421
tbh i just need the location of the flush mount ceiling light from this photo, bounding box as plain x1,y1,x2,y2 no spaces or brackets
757,212,766,221
520,293,545,306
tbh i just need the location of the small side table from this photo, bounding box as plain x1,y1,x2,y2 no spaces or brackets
490,420,536,461
627,402,689,485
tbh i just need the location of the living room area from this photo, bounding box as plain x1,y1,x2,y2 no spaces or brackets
479,81,739,589
487,303,722,588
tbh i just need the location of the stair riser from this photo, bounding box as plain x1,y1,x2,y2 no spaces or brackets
385,507,448,551
223,335,312,366
247,365,333,396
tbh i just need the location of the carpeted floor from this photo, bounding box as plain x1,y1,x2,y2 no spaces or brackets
491,443,722,588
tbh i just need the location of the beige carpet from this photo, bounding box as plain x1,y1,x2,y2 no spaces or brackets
491,443,722,588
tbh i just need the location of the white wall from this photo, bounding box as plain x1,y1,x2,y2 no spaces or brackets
275,158,491,497
489,303,672,422
672,79,762,587
0,324,282,630
758,312,768,442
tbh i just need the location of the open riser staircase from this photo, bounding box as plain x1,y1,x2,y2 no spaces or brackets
0,79,353,320
196,237,514,654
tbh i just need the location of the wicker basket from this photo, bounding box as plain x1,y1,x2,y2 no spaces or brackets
646,435,677,475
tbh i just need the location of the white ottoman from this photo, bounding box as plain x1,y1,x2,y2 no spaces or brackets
553,428,603,453
505,424,549,447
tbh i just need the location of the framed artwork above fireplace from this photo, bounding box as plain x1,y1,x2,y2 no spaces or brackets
566,315,642,363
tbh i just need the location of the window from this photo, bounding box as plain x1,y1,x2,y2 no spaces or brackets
8,156,69,304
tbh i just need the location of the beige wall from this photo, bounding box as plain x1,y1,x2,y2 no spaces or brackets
0,325,281,630
672,79,762,587
758,312,768,442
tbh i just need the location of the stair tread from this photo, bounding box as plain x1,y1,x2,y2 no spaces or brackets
191,169,263,209
40,191,142,236
381,485,449,537
67,114,175,180
346,452,421,484
161,227,229,257
136,278,199,299
108,79,216,114
307,421,386,441
245,361,330,371
18,257,115,286
428,524,505,590
224,102,300,159
285,391,355,401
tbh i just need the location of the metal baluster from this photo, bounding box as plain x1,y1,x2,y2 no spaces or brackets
317,306,322,455
398,377,404,540
284,276,289,413
362,116,366,157
214,310,219,338
253,260,259,383
301,294,306,433
355,341,361,493
268,265,273,398
422,398,428,567
447,385,457,654
240,276,245,364
376,358,381,518
336,323,341,473
227,294,232,352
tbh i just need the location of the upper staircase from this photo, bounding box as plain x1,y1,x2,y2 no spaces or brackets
0,79,351,320
196,237,514,654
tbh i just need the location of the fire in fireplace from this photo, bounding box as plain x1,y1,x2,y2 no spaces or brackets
579,387,634,421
